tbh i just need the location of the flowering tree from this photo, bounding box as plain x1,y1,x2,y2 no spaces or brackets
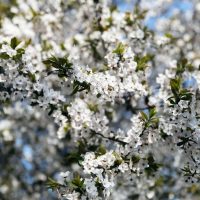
0,0,200,199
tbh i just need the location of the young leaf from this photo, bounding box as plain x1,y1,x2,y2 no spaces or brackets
113,43,125,56
135,54,154,72
170,78,181,96
71,80,90,95
46,177,63,190
71,174,84,189
43,56,73,77
140,111,148,121
0,52,10,59
10,37,21,49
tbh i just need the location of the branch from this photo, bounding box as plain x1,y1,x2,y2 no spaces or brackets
93,131,127,146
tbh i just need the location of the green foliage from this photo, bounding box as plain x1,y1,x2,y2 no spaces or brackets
114,154,123,166
96,93,101,98
135,54,154,72
176,58,194,75
65,140,87,165
0,38,25,61
145,154,162,176
154,176,164,187
0,0,17,26
96,145,107,156
10,37,21,49
70,173,85,194
13,48,25,60
93,16,113,31
43,56,73,78
168,77,193,105
124,12,134,26
164,32,177,43
113,43,125,56
87,103,99,113
41,40,53,51
0,66,5,74
65,151,83,164
140,107,159,137
177,136,197,147
170,78,181,95
187,184,200,195
164,33,174,39
86,39,102,61
28,72,36,84
71,80,90,95
181,165,200,179
134,5,148,20
46,177,63,190
71,174,84,189
48,104,57,116
160,129,169,140
140,107,159,129
0,52,10,59
131,155,140,164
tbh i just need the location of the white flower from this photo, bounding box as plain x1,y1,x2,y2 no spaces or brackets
147,191,155,199
1,44,17,57
97,152,116,168
118,163,129,173
59,171,70,178
84,178,98,197
130,29,144,39
123,47,135,59
67,98,93,130
136,29,144,39
63,191,80,200
101,174,115,197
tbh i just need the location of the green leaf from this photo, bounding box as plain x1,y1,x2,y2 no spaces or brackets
154,176,164,187
27,72,36,82
176,136,196,147
164,33,174,39
65,152,82,163
124,12,134,26
176,58,194,75
10,37,20,49
71,80,90,95
140,107,158,131
87,103,99,112
140,111,148,121
147,154,155,164
170,78,181,96
131,155,140,164
160,129,169,140
113,43,125,56
12,48,25,60
48,104,57,116
135,54,154,72
168,97,176,105
145,154,162,176
149,107,156,118
0,66,5,74
96,93,101,98
0,52,10,59
168,77,193,105
43,56,72,69
43,56,73,77
96,145,107,155
86,39,102,60
71,174,84,189
46,177,63,190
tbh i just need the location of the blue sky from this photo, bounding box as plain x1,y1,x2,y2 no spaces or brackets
116,0,193,29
